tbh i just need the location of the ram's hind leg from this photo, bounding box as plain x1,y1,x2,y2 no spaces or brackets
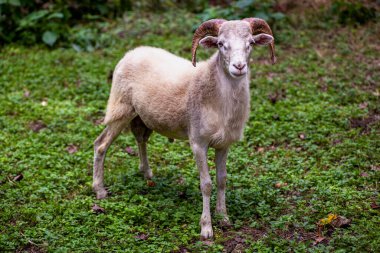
131,116,153,179
93,118,129,199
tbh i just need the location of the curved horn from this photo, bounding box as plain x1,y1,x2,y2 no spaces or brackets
191,19,226,67
243,18,276,64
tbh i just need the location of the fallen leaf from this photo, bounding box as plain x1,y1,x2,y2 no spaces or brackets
257,147,265,153
268,89,286,104
147,180,156,187
23,89,30,98
275,182,288,188
313,236,326,246
320,84,328,92
66,144,78,154
178,246,189,253
232,243,245,253
135,233,149,240
13,173,23,182
332,139,342,145
318,213,337,226
125,146,137,156
202,239,214,245
299,133,306,140
370,165,380,171
370,202,380,209
360,172,369,177
29,120,47,132
93,117,104,126
177,176,185,185
92,204,105,214
331,216,351,228
359,102,368,109
178,191,186,199
315,48,324,58
268,93,279,104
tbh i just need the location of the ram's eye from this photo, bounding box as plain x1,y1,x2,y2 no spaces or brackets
217,42,224,48
249,40,255,46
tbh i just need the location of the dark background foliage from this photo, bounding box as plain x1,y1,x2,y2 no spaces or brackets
1,1,379,252
0,0,378,49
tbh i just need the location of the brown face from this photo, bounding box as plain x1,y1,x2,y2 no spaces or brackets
199,21,274,79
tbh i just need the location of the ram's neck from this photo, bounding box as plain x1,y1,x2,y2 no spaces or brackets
212,52,250,97
200,52,251,147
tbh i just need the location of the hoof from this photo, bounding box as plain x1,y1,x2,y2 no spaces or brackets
95,188,108,199
200,225,213,240
144,171,153,180
140,166,153,179
218,216,232,228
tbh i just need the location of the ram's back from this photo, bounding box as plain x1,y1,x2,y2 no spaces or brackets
106,46,197,139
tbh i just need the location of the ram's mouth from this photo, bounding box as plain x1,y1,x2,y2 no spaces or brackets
230,71,247,78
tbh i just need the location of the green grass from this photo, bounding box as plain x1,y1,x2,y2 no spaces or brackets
1,13,379,252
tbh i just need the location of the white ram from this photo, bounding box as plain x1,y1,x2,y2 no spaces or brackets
93,18,276,239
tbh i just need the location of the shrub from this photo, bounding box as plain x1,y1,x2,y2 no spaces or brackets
0,0,132,46
330,0,377,25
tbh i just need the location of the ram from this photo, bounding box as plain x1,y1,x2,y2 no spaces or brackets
93,18,276,239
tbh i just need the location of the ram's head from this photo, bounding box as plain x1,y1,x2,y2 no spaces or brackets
192,18,276,78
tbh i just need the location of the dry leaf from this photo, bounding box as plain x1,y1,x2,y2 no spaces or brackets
370,165,380,171
299,133,306,140
232,243,245,253
318,213,337,226
257,147,265,153
359,102,368,109
177,176,185,185
66,144,78,154
331,216,351,228
370,202,379,209
202,239,214,245
313,236,326,245
360,172,369,177
23,90,30,98
275,182,288,188
94,117,104,126
29,120,47,132
13,173,23,182
125,146,137,156
92,204,105,214
332,139,342,145
135,233,149,240
147,180,156,187
178,246,189,253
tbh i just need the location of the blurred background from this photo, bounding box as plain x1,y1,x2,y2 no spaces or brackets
1,0,378,50
1,1,379,252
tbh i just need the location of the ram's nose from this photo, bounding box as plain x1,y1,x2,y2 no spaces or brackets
233,63,246,71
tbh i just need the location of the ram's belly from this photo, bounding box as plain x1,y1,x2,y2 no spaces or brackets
138,112,188,140
132,82,189,140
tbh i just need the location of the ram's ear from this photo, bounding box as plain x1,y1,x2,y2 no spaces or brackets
199,36,218,48
252,34,273,46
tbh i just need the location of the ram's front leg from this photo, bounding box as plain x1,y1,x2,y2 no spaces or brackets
191,141,213,240
215,148,230,225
